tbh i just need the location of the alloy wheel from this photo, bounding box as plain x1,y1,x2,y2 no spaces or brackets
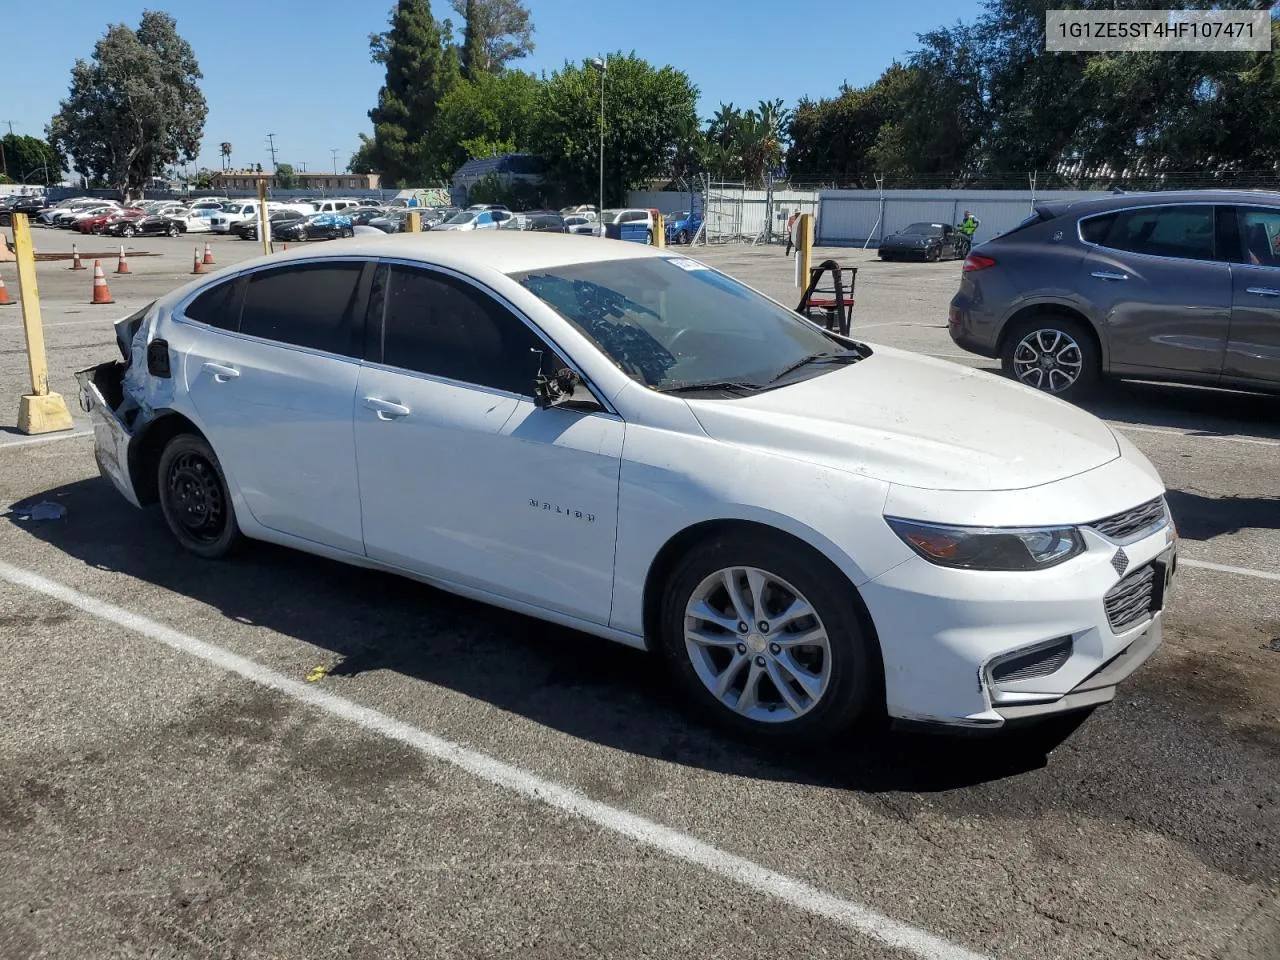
1012,328,1084,393
683,566,832,723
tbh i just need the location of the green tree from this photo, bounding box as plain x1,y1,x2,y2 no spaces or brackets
532,53,698,205
0,134,63,185
275,162,298,189
349,134,377,174
451,0,533,75
368,0,459,186
433,69,540,175
49,11,206,199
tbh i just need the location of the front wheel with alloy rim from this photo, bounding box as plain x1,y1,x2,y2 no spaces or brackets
157,433,242,559
660,533,878,740
1001,316,1100,401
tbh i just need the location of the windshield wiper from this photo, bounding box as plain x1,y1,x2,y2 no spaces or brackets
767,351,862,384
656,379,762,395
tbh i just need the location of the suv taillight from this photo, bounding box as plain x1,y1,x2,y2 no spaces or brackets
962,254,996,272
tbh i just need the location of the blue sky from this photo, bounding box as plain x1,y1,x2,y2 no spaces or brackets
5,0,984,177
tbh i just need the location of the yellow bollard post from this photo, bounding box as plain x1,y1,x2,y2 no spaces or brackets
796,213,814,293
407,210,421,233
652,213,665,249
12,213,73,435
258,179,271,256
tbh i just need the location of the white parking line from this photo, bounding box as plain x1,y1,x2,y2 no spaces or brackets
0,560,988,960
1179,558,1280,583
0,428,92,450
1114,423,1280,449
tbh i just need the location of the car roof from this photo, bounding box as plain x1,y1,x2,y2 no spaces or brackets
206,231,672,275
1038,189,1280,219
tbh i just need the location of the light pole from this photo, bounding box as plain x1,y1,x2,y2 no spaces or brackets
589,56,606,230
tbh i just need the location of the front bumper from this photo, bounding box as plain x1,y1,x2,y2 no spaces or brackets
861,512,1176,731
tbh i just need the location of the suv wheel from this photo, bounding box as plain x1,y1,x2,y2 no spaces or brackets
1002,315,1100,400
157,434,243,559
659,532,877,741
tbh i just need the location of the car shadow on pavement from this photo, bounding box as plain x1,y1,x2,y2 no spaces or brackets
1080,380,1280,441
1166,489,1280,541
10,478,1089,795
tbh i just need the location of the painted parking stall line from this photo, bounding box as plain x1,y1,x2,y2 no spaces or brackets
1178,557,1280,583
0,559,990,960
1115,423,1280,449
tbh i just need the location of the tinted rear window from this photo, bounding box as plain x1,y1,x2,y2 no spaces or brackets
1081,206,1214,260
239,262,364,355
184,279,242,331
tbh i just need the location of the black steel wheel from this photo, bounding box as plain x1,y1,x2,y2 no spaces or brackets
157,433,242,559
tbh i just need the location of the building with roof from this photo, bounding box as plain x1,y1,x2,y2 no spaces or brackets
451,153,547,204
211,170,381,192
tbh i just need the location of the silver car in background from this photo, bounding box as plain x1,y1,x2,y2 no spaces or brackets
949,190,1280,399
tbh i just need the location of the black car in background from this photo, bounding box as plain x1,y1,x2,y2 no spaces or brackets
104,213,187,238
272,212,354,242
523,210,568,233
0,195,48,226
878,222,964,261
231,209,306,241
350,208,385,227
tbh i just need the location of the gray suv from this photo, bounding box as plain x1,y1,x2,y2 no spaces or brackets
949,190,1280,399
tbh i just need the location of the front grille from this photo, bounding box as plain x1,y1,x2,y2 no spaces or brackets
990,636,1074,684
1105,563,1157,632
1089,497,1167,543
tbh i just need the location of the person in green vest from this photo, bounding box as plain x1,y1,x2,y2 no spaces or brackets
959,210,980,238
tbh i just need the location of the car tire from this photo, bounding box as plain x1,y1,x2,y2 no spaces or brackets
167,224,180,237
1001,314,1101,401
927,245,941,262
122,225,136,238
658,531,878,741
678,230,689,245
157,433,243,560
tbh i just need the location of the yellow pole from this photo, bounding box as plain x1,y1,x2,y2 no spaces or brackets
652,213,665,248
797,213,814,293
258,179,271,255
407,210,421,233
12,213,73,434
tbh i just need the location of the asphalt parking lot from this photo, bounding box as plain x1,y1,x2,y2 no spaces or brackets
1,229,1277,960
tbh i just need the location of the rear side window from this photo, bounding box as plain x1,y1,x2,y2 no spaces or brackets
1237,207,1280,266
184,279,243,331
1081,206,1214,260
380,266,549,394
239,262,364,355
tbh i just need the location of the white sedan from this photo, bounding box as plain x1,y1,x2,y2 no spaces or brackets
76,233,1175,739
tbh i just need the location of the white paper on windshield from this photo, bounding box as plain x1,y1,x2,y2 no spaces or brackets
667,257,708,272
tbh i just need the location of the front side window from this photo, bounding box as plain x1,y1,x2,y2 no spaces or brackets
1080,205,1215,260
1237,207,1280,267
239,262,364,355
513,257,856,391
379,266,549,394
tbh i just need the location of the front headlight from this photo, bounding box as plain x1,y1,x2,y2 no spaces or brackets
885,517,1084,571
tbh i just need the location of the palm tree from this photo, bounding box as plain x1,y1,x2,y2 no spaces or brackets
219,142,232,170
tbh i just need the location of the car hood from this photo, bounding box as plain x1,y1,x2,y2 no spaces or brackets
685,346,1121,492
881,235,931,247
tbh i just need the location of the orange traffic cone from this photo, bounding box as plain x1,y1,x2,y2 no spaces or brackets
0,274,14,305
115,245,131,275
70,244,85,270
202,241,214,265
191,247,205,275
90,260,114,304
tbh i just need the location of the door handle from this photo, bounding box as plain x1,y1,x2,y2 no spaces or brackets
1090,271,1129,282
363,396,410,420
1245,286,1280,297
201,361,240,382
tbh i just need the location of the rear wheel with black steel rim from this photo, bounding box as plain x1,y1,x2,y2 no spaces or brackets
659,532,878,741
157,433,242,559
1001,315,1100,401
